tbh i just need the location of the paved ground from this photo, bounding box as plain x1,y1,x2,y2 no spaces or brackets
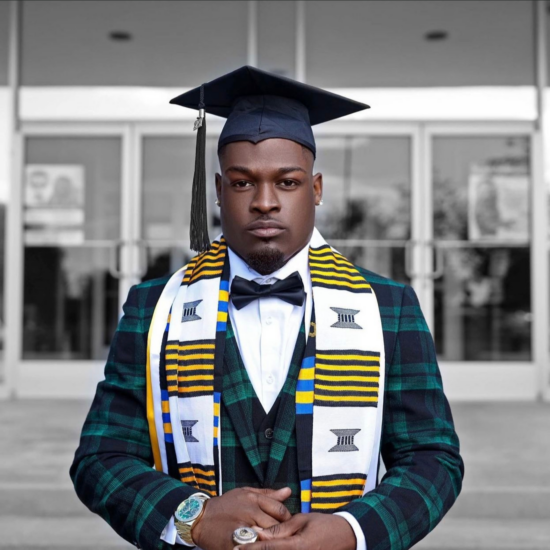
0,400,549,549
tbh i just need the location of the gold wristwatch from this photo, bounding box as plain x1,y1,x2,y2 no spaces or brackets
173,493,210,545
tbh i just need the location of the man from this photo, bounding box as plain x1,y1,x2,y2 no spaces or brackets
71,67,463,550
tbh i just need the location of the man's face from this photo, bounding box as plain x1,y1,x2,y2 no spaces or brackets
215,138,323,273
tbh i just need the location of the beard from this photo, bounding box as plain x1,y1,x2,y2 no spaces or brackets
246,246,286,275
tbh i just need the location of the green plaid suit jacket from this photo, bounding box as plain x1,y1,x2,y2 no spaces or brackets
70,266,464,550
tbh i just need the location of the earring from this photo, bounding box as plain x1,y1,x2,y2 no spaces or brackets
317,199,324,206
215,199,221,207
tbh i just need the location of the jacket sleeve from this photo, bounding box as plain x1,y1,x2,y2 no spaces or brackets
339,284,464,550
69,284,199,550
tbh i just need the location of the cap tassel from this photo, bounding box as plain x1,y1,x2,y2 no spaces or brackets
189,85,211,253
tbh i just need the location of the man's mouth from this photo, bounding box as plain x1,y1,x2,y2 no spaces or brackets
246,220,285,238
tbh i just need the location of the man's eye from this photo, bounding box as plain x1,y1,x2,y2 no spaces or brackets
280,179,298,187
233,180,252,187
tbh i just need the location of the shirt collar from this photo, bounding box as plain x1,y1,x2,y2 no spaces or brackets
228,242,310,290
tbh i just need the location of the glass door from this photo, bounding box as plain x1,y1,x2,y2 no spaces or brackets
312,132,415,286
11,125,135,397
22,135,122,360
136,127,223,283
424,124,539,399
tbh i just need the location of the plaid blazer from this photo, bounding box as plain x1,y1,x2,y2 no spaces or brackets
70,266,464,550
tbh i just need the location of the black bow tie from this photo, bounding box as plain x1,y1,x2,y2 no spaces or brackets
230,271,306,311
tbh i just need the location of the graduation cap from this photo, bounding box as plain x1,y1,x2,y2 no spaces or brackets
170,66,369,253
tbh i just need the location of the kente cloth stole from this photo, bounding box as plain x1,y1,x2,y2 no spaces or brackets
146,229,386,513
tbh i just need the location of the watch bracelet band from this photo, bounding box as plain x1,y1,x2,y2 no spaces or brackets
175,521,195,545
174,494,210,546
189,498,209,545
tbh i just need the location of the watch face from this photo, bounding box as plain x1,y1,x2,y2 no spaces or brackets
175,497,202,523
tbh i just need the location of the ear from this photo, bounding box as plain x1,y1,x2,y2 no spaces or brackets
215,173,222,201
313,172,323,205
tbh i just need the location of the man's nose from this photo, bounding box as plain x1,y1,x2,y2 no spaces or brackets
250,183,280,213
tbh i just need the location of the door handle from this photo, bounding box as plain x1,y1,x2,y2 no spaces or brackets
109,241,124,279
109,240,150,280
432,245,445,279
404,240,418,279
405,241,444,280
425,242,444,280
134,240,149,279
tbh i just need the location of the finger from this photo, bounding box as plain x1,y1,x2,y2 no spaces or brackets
235,535,301,550
244,487,292,501
257,515,306,541
252,510,283,529
256,494,292,522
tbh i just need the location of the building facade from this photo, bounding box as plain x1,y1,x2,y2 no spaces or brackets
0,0,549,400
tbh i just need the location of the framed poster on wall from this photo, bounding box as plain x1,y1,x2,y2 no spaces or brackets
23,164,85,245
468,161,529,241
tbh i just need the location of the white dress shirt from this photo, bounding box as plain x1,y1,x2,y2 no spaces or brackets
227,245,312,413
162,239,367,550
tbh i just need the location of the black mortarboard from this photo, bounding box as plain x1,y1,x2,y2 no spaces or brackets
170,66,370,252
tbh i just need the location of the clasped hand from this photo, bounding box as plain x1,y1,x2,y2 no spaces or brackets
191,487,356,550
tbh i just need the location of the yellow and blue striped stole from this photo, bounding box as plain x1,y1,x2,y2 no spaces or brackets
296,242,383,513
158,239,228,495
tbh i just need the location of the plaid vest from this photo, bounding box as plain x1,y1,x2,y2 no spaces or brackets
220,318,306,514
